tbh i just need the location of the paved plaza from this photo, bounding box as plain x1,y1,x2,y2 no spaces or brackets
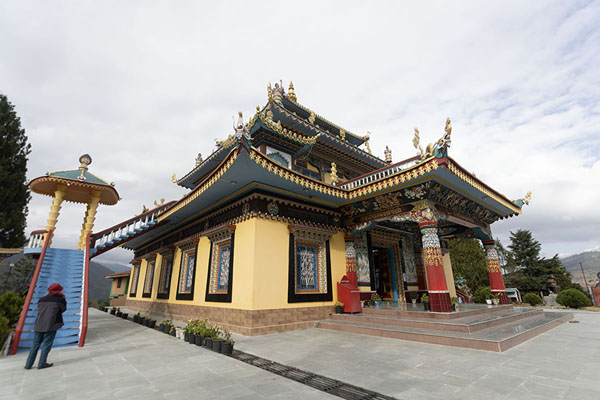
2,308,599,399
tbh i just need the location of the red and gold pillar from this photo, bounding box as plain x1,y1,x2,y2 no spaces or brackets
419,221,451,312
344,236,358,287
482,240,508,304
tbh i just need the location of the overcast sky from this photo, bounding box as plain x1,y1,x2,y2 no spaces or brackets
1,1,598,266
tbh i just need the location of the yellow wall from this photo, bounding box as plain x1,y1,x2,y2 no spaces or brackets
110,277,128,296
126,217,346,310
442,252,457,299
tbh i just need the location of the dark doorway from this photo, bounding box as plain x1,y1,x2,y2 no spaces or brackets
372,247,396,300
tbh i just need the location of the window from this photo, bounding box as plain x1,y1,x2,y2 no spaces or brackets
129,264,140,297
176,242,198,300
265,145,292,168
205,226,235,303
157,254,174,299
288,226,333,303
117,277,122,288
142,260,155,298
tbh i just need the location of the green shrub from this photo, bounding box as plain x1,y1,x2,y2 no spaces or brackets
522,293,543,306
0,315,10,347
556,288,592,309
0,291,24,327
473,286,491,304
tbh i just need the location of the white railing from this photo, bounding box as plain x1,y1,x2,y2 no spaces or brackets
338,158,421,190
25,230,47,249
93,212,158,249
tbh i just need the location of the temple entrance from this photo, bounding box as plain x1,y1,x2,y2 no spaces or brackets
372,247,398,301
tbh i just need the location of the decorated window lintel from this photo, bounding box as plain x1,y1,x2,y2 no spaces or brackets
287,225,334,303
205,225,235,303
142,255,157,298
129,262,141,297
157,248,175,299
176,240,199,301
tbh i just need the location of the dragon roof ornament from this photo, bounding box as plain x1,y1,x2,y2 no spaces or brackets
413,118,452,160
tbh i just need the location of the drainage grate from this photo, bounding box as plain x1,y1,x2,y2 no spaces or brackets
230,350,397,400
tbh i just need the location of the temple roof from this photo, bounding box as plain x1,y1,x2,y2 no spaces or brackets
29,154,120,205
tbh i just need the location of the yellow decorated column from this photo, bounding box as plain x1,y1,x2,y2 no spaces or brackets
45,183,67,244
78,190,102,249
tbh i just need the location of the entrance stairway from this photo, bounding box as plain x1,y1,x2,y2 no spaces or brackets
17,248,85,351
317,304,572,352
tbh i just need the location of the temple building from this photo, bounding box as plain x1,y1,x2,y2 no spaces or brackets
90,82,529,335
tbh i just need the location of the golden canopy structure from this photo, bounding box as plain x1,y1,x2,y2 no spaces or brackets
29,154,120,248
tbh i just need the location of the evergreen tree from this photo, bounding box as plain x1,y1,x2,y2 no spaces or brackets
508,229,541,270
448,238,489,295
0,94,31,247
495,239,516,274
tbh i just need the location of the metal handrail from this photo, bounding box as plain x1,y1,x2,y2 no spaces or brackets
78,233,91,347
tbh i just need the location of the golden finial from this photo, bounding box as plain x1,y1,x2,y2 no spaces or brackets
330,162,339,185
364,132,372,154
413,127,425,159
340,129,346,141
153,198,165,207
523,191,532,205
267,82,273,103
171,173,177,183
445,117,452,137
256,105,260,112
384,146,392,164
308,111,316,124
287,81,297,102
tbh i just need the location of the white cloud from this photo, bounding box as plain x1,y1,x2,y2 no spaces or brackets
1,0,598,263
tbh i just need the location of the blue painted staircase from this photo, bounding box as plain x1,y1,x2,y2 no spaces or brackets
17,248,85,351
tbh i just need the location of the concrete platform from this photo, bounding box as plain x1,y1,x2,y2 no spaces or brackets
317,305,573,352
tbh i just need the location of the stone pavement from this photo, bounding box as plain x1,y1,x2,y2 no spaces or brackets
2,308,599,399
0,309,336,400
235,310,600,399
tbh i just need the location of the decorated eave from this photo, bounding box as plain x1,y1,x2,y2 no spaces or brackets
122,133,524,251
267,102,387,170
29,155,119,205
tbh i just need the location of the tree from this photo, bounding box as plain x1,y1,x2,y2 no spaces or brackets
448,238,489,295
0,94,31,247
495,239,517,274
508,229,541,270
0,255,35,296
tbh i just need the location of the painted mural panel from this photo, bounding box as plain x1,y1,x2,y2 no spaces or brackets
354,232,370,285
401,236,418,284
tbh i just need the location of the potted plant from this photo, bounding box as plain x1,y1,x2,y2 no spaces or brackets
162,319,173,334
110,307,117,315
408,293,417,305
371,293,382,307
211,326,223,352
421,293,430,311
485,298,493,305
450,297,458,312
195,320,208,346
148,318,157,329
170,326,177,337
334,302,344,314
133,312,140,323
121,312,128,319
221,329,234,355
116,308,122,318
492,293,500,305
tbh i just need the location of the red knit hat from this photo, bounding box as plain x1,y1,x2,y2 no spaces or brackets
48,283,64,293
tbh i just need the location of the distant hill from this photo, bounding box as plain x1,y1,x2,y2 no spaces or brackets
89,261,128,301
561,251,600,287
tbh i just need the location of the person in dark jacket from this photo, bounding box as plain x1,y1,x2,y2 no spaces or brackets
24,283,67,370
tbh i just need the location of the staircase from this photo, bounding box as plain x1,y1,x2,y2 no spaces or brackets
17,248,85,350
317,304,572,352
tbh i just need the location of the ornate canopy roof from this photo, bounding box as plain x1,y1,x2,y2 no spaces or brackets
29,154,120,205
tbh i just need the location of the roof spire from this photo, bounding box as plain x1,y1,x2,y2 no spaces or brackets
384,146,392,164
79,154,92,170
287,81,297,102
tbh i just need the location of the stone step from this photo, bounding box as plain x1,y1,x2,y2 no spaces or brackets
362,303,514,320
316,311,572,352
330,307,544,333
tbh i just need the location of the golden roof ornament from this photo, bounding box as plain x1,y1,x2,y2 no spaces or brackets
340,129,346,141
384,146,392,164
267,82,273,103
195,153,203,167
287,81,297,102
153,198,165,207
364,132,372,154
272,80,284,104
308,111,316,125
330,162,339,186
171,173,177,183
79,154,92,170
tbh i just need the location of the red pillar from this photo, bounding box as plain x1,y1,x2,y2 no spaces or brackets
344,236,358,288
419,221,451,312
482,240,509,304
